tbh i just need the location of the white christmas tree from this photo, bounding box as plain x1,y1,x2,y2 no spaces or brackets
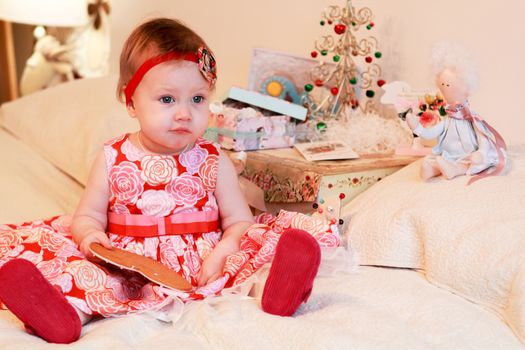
302,0,385,132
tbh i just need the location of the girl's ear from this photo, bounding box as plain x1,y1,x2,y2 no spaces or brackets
126,100,137,118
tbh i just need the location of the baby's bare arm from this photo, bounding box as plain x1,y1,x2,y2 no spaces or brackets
71,151,112,257
197,151,255,286
215,151,255,234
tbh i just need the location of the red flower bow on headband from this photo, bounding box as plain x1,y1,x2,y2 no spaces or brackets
197,46,217,86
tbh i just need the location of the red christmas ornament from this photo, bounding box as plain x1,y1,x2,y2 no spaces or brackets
328,20,333,25
339,193,346,200
377,79,386,87
311,51,318,58
365,56,373,63
330,87,339,95
334,24,346,34
314,79,324,87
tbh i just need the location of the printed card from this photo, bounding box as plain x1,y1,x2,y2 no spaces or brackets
294,141,359,161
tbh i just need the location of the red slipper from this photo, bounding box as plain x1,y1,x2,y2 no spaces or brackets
0,259,81,343
261,229,321,316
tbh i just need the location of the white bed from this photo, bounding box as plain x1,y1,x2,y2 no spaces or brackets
0,76,523,349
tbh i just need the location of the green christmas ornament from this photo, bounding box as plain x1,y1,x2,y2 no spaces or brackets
316,121,327,131
374,51,382,58
366,24,372,30
320,20,325,26
321,50,328,56
304,84,314,92
349,77,357,84
333,55,340,62
366,90,375,98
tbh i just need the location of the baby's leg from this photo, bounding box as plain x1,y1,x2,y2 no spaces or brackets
0,259,81,344
261,229,321,316
436,156,468,179
75,307,92,325
420,157,441,180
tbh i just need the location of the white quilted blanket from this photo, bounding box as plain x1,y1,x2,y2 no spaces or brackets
1,265,522,349
343,145,525,345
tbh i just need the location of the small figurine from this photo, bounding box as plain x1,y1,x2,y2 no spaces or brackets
19,30,75,96
406,43,507,184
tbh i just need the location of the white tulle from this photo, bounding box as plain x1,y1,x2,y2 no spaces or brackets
147,246,358,323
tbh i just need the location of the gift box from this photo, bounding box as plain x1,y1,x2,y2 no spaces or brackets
206,102,296,151
205,87,305,151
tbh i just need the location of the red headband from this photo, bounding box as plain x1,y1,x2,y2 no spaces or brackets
124,46,217,105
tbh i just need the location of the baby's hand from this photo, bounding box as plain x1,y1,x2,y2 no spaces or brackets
406,113,419,130
197,237,239,287
79,230,112,259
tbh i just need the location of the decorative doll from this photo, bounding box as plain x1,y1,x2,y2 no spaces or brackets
406,43,507,184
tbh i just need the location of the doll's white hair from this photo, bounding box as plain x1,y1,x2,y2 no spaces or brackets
431,42,479,93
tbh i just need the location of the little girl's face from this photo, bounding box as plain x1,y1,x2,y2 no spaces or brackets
127,60,211,154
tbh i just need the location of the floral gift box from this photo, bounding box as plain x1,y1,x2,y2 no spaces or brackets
206,102,296,151
205,87,305,151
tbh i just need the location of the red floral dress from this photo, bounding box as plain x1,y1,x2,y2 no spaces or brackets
0,134,339,316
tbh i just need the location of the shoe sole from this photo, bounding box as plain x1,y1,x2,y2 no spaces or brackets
0,259,81,343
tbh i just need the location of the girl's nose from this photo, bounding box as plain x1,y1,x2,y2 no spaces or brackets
174,103,191,121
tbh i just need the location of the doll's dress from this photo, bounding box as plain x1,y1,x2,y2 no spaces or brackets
0,134,340,317
413,104,501,175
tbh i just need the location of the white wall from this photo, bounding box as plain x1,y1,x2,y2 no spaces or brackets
110,0,525,145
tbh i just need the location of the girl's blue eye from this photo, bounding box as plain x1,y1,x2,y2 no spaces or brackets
160,96,174,103
193,95,204,103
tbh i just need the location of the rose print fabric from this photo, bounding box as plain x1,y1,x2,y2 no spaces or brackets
0,134,339,317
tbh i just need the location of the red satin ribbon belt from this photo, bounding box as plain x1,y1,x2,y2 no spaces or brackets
107,210,220,237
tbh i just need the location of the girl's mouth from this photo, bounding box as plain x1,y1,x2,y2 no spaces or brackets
170,128,192,134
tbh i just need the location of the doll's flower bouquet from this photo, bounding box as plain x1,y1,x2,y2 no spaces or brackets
416,92,446,127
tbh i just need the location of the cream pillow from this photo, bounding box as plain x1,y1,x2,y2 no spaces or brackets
341,148,525,343
340,160,426,269
0,75,138,185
